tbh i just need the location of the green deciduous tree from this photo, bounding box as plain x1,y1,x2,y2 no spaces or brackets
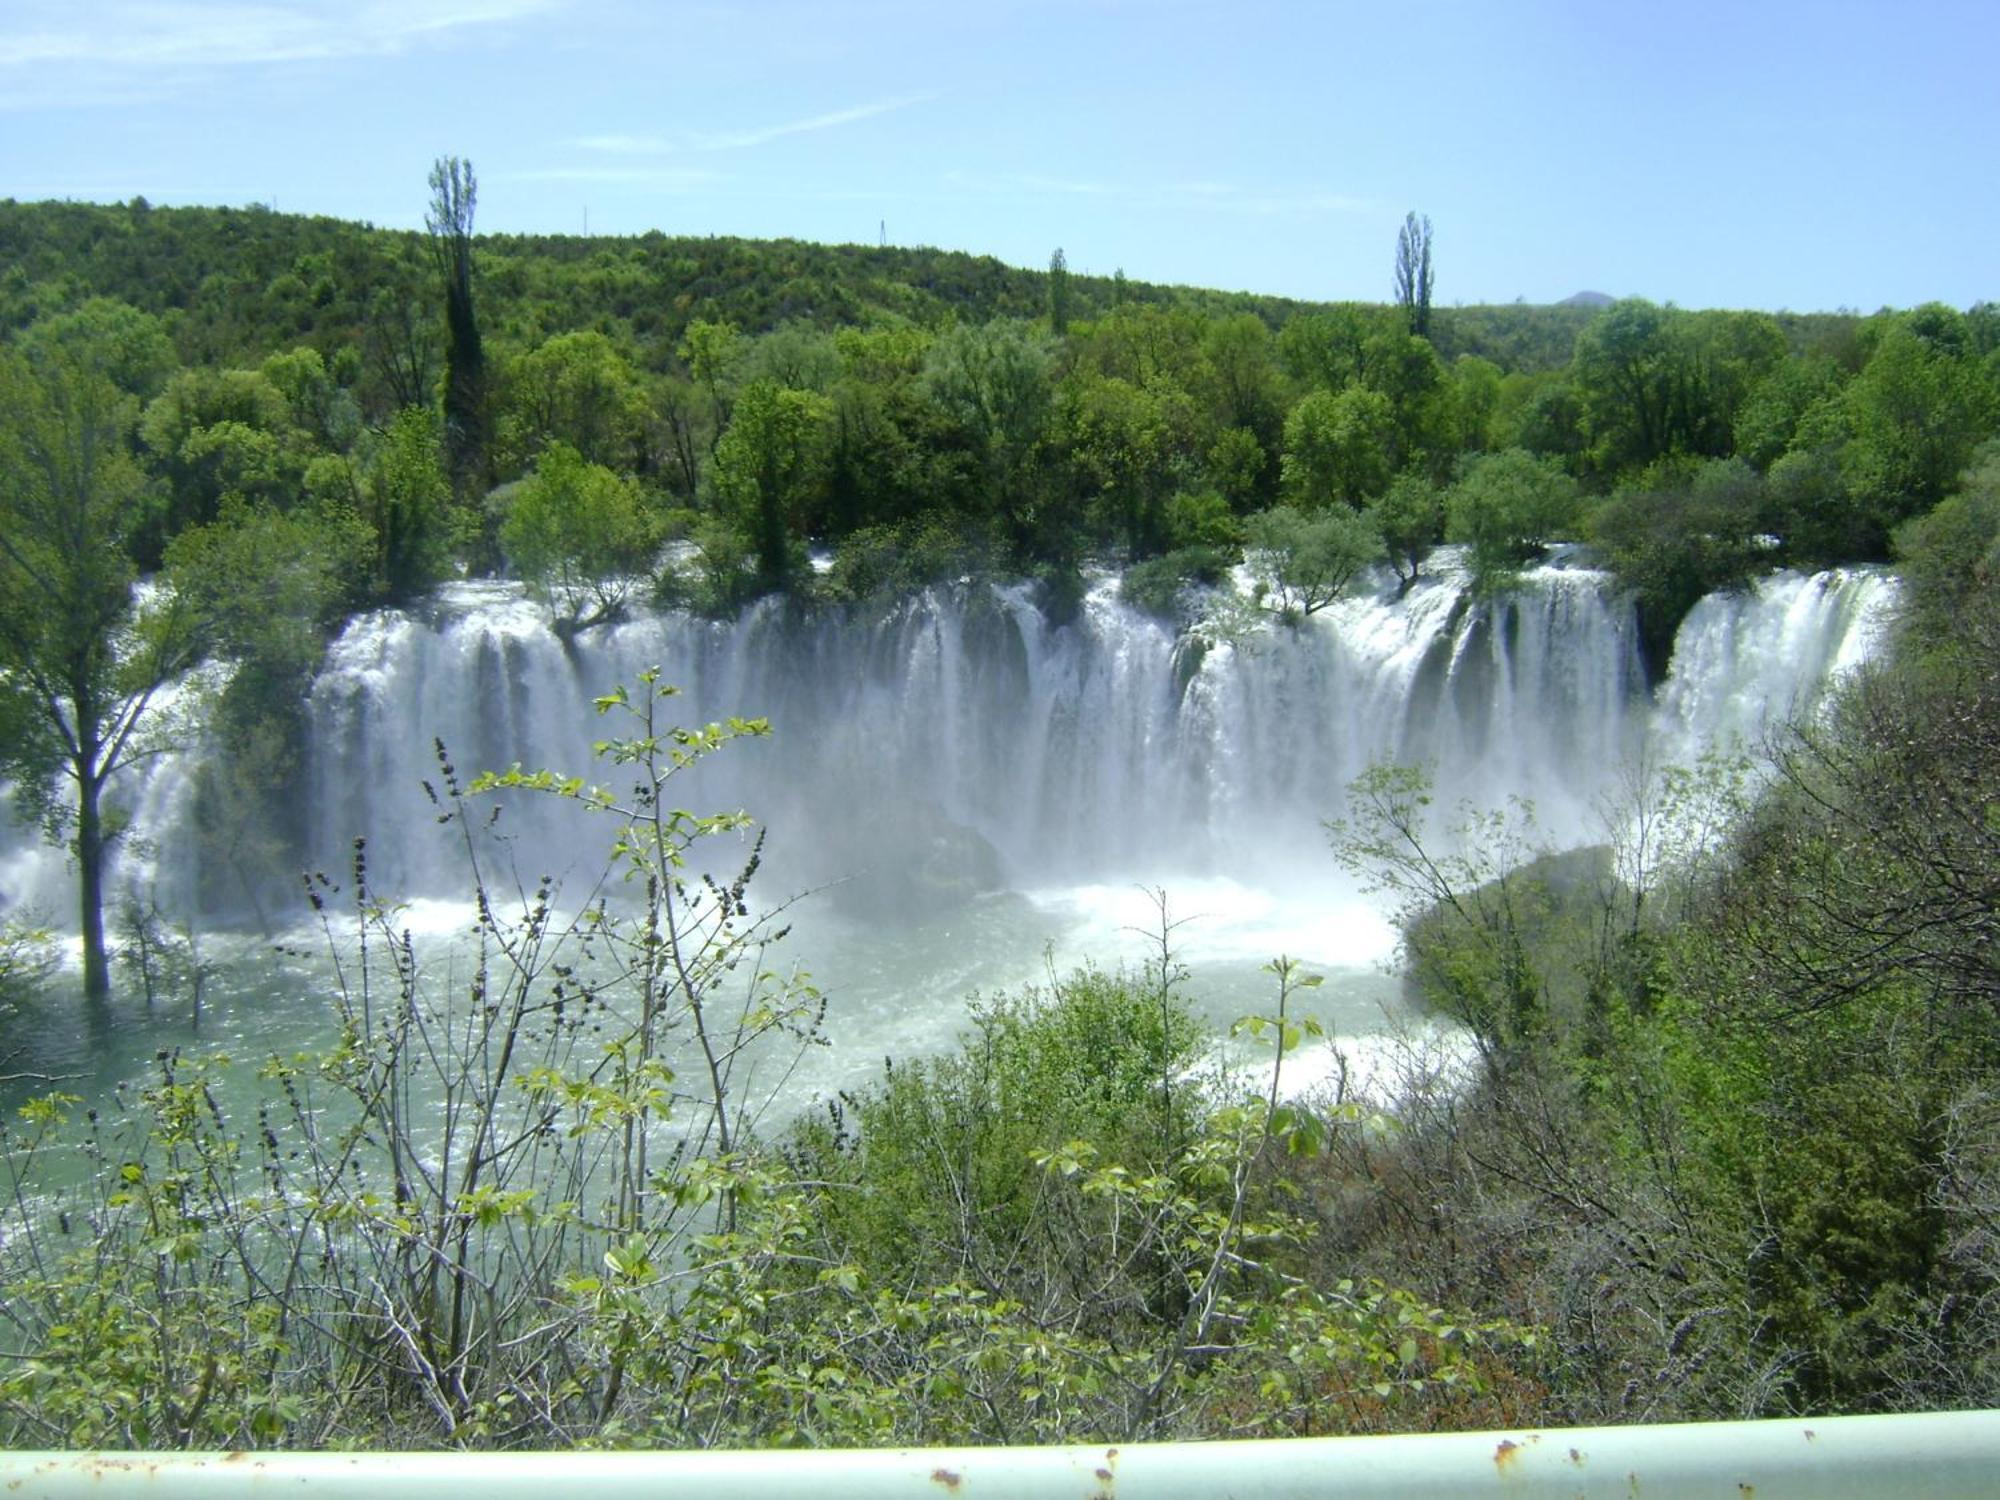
500,441,659,634
163,498,372,923
1838,314,1999,538
358,405,456,600
710,379,833,592
1365,331,1448,470
820,329,949,540
736,321,842,394
679,318,741,458
138,366,302,551
920,321,1056,556
1278,304,1397,392
1071,304,1212,397
1243,503,1384,620
1368,472,1447,591
1572,301,1783,479
1446,448,1579,590
1759,443,1870,567
1733,355,1846,471
20,297,175,404
1200,315,1284,495
358,255,440,422
1571,299,1687,475
1894,441,2000,660
1588,457,1763,675
1047,246,1071,335
497,330,650,474
261,345,362,453
1281,386,1395,509
0,319,204,1000
1510,377,1588,464
1443,354,1505,456
1206,425,1270,510
1063,372,1184,558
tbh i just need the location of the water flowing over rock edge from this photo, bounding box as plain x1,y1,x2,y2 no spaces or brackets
3,560,1896,939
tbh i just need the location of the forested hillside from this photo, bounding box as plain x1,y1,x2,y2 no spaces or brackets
5,193,1988,644
4,182,1998,991
0,197,1311,367
0,197,1873,384
0,183,1997,1447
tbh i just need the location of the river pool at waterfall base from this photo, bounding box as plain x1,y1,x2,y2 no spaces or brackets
0,560,1893,1126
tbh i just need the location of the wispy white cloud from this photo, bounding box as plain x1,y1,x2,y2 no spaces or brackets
1004,172,1115,197
571,93,936,157
1233,190,1374,217
0,77,180,110
572,133,679,156
694,93,935,150
0,0,556,69
503,165,722,189
943,170,1374,219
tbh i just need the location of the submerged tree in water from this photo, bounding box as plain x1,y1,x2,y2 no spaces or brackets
0,309,202,1001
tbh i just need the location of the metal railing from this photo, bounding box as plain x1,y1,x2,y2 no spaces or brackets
2,1410,1995,1498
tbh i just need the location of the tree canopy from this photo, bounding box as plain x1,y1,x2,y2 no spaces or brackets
1,188,1997,1001
0,312,203,997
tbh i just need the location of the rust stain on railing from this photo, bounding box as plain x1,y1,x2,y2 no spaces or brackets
0,1411,1994,1499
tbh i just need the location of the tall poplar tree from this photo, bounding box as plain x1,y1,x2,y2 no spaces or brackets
1394,211,1434,340
427,156,488,497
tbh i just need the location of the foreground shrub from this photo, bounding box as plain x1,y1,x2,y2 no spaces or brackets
0,728,1523,1446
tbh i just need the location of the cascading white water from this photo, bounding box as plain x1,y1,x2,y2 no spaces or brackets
299,556,1655,912
2,561,1897,981
1652,567,1897,764
0,665,215,932
0,559,1901,1099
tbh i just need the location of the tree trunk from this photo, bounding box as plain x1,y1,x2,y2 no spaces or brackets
77,771,110,1002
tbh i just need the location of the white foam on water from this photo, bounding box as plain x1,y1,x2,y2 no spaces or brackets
0,563,1899,1121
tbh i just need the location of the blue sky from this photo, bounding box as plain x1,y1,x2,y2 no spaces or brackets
3,0,1994,312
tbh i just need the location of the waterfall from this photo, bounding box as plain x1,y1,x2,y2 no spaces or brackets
0,561,1903,1098
0,665,215,935
1652,568,1897,764
1,563,1898,937
294,561,1630,907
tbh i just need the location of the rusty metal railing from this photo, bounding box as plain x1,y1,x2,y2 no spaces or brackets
2,1409,1996,1498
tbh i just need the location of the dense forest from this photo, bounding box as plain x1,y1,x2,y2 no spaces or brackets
0,177,1997,1447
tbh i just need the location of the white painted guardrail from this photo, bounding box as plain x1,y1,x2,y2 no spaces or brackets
1,1411,1997,1497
